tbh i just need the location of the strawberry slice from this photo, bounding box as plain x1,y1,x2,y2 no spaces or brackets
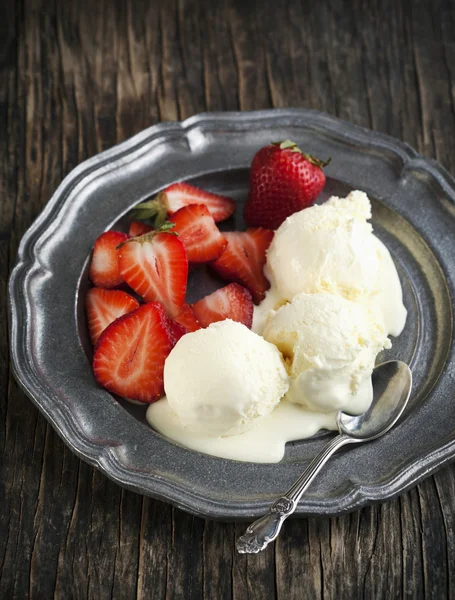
165,316,188,345
192,283,253,329
89,231,128,288
85,287,140,345
93,303,174,403
164,184,235,222
173,303,201,332
128,221,153,237
149,301,187,347
130,183,236,226
211,228,274,303
118,231,188,318
169,204,227,263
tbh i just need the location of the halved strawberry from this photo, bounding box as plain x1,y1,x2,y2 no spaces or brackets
173,303,201,332
89,231,128,288
164,184,236,222
93,303,173,403
129,182,236,226
118,231,188,317
211,228,274,303
169,204,227,263
85,287,140,345
128,221,153,237
165,317,188,345
148,301,187,346
192,283,253,329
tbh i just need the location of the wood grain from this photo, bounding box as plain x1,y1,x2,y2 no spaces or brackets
1,0,455,598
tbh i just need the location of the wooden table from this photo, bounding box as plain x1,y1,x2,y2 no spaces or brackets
2,0,454,597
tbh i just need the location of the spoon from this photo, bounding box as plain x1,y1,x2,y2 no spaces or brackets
236,360,412,554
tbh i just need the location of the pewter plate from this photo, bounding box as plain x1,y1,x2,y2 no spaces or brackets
9,109,455,520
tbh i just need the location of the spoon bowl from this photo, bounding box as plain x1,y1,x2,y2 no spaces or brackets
338,360,412,440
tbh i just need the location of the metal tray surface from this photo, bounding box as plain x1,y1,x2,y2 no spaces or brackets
9,109,455,520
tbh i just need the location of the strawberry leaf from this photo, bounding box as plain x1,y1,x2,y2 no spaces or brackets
272,140,331,168
272,139,299,150
129,196,168,228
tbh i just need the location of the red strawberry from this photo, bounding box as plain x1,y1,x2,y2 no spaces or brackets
128,221,153,237
192,283,253,329
169,204,227,263
211,228,274,304
93,303,174,403
85,287,140,345
130,182,235,226
173,303,201,332
244,140,330,229
149,301,186,347
118,229,188,317
89,231,128,288
166,317,188,345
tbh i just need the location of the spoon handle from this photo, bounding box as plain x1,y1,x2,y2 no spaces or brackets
236,433,354,554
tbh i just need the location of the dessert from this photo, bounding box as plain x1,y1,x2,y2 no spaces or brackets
146,189,406,461
84,144,407,463
163,320,289,436
263,292,390,414
265,191,380,304
254,190,407,337
85,183,260,402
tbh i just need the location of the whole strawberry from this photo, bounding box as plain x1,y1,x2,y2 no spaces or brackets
244,140,330,229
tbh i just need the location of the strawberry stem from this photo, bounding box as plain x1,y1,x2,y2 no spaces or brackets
301,153,331,168
129,196,168,228
116,222,177,249
272,140,331,168
157,221,177,234
273,139,298,150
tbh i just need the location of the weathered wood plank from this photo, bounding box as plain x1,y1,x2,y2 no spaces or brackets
232,523,276,600
202,520,234,600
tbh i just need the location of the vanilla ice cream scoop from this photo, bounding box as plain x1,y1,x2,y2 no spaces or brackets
267,191,382,303
263,292,391,413
164,320,289,436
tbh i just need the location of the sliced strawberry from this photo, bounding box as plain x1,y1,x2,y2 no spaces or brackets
192,283,253,329
93,303,173,403
211,228,274,304
149,301,187,345
173,303,201,332
89,231,128,288
85,287,140,345
150,301,187,345
118,231,188,318
128,221,153,237
168,317,188,346
168,204,227,263
164,184,235,222
130,183,236,226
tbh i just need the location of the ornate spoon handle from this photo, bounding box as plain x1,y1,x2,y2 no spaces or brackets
236,434,355,554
